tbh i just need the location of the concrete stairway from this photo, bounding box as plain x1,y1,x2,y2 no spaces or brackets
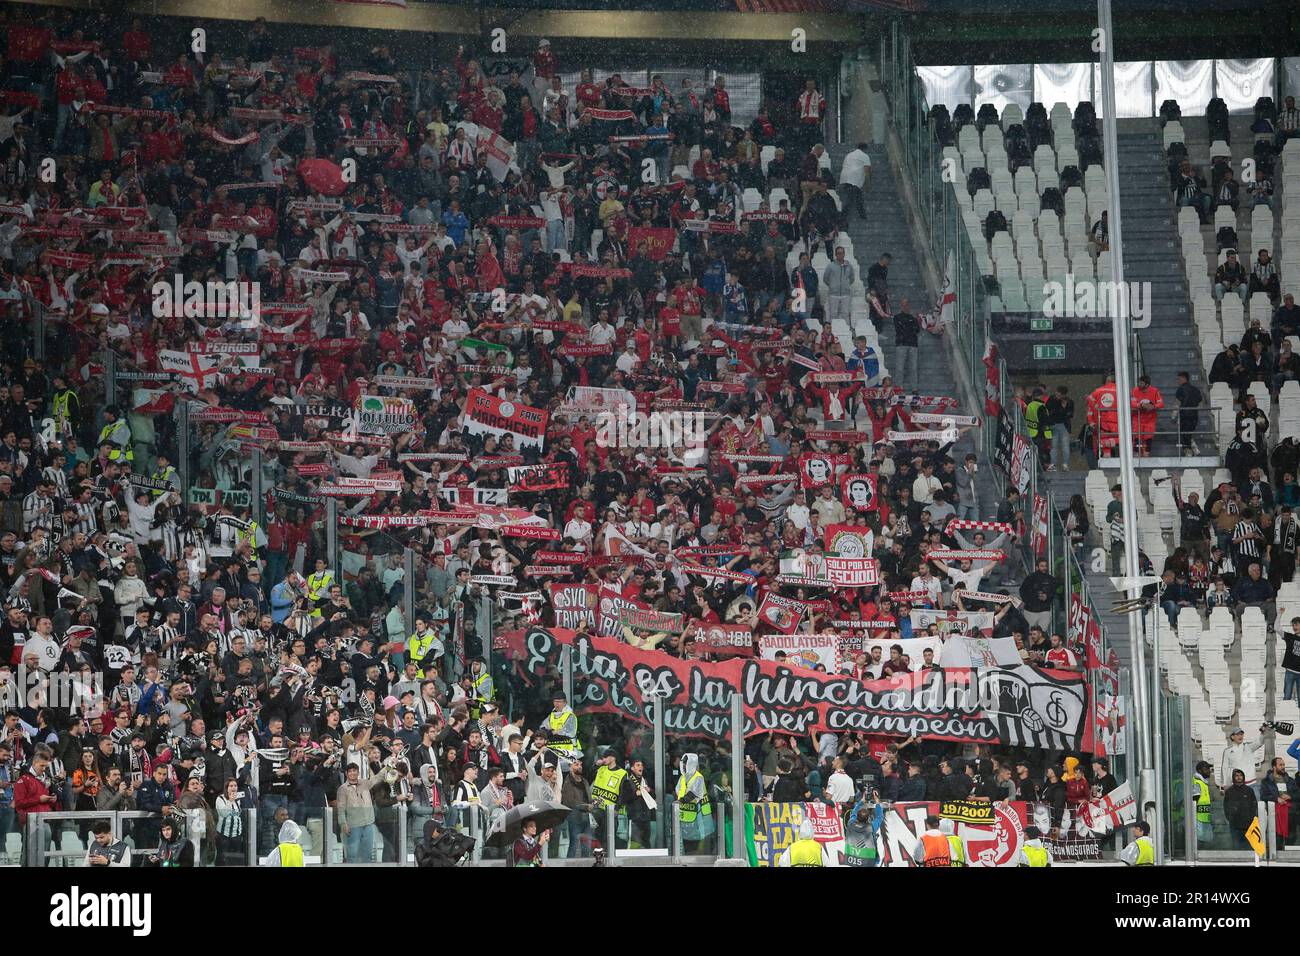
826,140,1004,533
1114,118,1206,458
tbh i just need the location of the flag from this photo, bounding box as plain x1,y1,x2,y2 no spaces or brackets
1245,816,1265,856
1084,781,1137,834
920,250,956,333
159,349,222,392
131,388,174,416
982,340,1001,417
603,523,654,560
476,130,516,182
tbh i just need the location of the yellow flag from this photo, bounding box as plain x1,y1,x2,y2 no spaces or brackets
1245,816,1265,856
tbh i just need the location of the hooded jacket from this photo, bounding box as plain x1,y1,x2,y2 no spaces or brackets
261,819,303,866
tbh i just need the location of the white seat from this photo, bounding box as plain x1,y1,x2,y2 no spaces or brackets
768,187,789,211
1214,205,1237,232
1209,140,1231,161
671,164,691,182
741,188,762,212
760,145,775,174
1163,121,1186,149
1001,103,1024,127
1014,166,1037,195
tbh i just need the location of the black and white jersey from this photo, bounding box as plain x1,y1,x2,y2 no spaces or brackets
1232,520,1262,561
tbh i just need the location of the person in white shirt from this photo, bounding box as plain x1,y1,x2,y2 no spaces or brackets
1218,726,1267,789
912,462,941,505
837,141,871,220
825,757,856,806
588,313,617,348
615,341,640,374
396,234,436,276
564,510,594,546
909,563,943,607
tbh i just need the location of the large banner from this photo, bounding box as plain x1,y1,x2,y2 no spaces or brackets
745,802,847,867
878,800,1027,867
463,387,549,450
909,608,995,637
502,626,1091,747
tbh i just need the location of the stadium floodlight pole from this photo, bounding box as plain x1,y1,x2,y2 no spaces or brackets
1097,0,1161,859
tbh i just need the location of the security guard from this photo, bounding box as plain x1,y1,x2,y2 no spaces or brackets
97,405,133,464
266,819,305,866
1018,825,1053,867
590,749,629,813
941,817,966,866
306,559,335,619
913,815,953,866
407,615,443,678
51,375,81,438
1120,820,1156,865
151,452,179,498
1192,760,1214,845
778,819,827,867
544,692,582,761
675,752,712,846
1025,387,1051,458
234,511,262,560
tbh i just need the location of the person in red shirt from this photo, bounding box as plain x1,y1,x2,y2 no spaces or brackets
709,76,731,124
574,69,602,113
1044,632,1080,669
54,63,85,147
657,300,681,351
122,18,151,62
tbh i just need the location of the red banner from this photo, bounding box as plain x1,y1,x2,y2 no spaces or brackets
690,620,754,657
626,225,676,261
504,626,1091,747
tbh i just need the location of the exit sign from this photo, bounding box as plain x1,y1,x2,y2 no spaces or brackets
1033,344,1066,360
1030,317,1053,331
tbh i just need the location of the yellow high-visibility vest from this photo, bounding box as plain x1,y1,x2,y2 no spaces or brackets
278,843,303,867
547,709,579,754
591,765,627,811
236,521,260,558
1022,844,1050,867
1193,778,1212,825
946,834,965,866
1133,836,1155,865
676,772,712,823
788,837,824,866
408,632,436,677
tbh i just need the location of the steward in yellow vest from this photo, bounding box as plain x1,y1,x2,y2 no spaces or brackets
270,820,305,866
590,752,629,812
545,693,581,758
1018,826,1053,867
780,820,827,866
1121,821,1156,865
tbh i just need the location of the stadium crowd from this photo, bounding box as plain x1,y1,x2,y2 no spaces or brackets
0,5,1131,866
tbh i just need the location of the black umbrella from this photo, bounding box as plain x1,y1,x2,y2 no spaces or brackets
484,800,571,847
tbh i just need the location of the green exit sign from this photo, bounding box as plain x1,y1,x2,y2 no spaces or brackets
1030,318,1053,331
1033,344,1066,360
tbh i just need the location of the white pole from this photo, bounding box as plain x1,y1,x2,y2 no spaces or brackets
1096,0,1161,860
